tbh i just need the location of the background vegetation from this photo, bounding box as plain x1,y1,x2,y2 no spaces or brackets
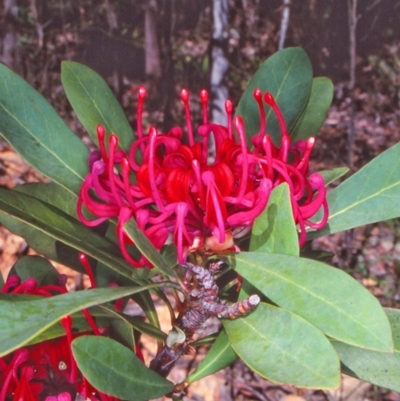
1,1,400,400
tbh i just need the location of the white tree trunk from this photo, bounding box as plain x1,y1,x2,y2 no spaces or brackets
278,0,290,50
145,0,161,79
1,0,20,70
210,0,229,125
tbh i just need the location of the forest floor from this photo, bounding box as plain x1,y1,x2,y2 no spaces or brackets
1,84,400,401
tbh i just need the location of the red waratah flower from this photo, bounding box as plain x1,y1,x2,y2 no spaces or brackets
0,259,122,401
77,87,328,266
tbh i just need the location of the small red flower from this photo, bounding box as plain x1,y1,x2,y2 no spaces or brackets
0,265,123,401
78,87,328,266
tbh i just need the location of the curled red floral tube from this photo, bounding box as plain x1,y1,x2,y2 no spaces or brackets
78,87,328,266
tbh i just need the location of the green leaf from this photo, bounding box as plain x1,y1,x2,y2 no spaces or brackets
0,63,89,194
27,316,90,345
98,304,167,342
236,47,313,146
94,223,133,287
0,218,83,274
10,255,60,286
160,244,178,270
0,210,85,273
0,188,138,281
26,309,112,346
28,304,165,348
187,330,237,384
72,336,173,401
0,282,174,356
291,77,334,141
332,308,400,392
229,252,393,352
191,332,218,347
62,61,134,151
319,167,349,186
131,286,161,334
0,189,158,333
0,184,87,272
15,183,79,217
108,316,136,351
224,303,340,388
124,219,177,277
310,142,400,238
93,222,161,331
249,183,299,255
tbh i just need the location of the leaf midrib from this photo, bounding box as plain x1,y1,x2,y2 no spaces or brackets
0,80,85,185
65,64,112,132
0,286,161,355
238,315,335,382
328,175,400,221
75,344,168,388
237,257,390,350
0,195,134,280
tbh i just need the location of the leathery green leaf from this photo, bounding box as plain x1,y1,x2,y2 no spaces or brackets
97,304,166,342
228,252,393,352
236,47,312,146
10,255,60,286
291,77,334,141
187,330,237,384
26,313,98,346
25,308,117,346
319,167,349,186
249,183,299,255
124,219,177,277
0,63,89,194
0,183,86,272
62,61,134,151
0,188,138,281
0,188,159,332
224,303,340,388
309,141,400,238
332,308,400,392
0,210,85,273
72,336,173,400
15,182,79,217
0,282,175,356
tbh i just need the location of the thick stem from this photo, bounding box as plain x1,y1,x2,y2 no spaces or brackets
149,262,260,377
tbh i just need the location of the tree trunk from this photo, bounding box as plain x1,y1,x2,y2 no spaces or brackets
1,0,20,72
208,0,229,162
210,0,229,126
161,0,176,131
103,0,122,98
278,0,291,50
347,0,358,170
145,0,161,79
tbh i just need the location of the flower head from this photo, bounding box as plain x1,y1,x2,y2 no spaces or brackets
0,262,122,401
78,87,328,266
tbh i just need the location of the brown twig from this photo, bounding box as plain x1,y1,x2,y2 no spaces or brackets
149,261,260,378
